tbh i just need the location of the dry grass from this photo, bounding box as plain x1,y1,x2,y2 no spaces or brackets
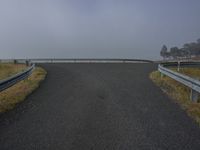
172,67,200,79
0,63,27,80
150,69,200,125
0,67,47,113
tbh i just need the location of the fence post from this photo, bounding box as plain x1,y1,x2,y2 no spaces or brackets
190,89,199,102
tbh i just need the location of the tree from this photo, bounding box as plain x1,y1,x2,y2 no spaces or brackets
197,39,200,56
160,45,168,60
183,43,191,58
183,42,200,56
170,47,179,59
189,42,199,56
197,38,200,44
161,37,200,60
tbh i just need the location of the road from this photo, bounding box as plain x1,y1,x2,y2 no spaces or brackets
0,63,200,150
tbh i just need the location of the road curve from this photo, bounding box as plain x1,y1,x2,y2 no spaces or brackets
0,63,200,150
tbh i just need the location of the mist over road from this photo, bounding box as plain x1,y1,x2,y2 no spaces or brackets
0,63,200,150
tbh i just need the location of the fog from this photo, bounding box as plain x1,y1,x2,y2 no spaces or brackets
0,0,200,60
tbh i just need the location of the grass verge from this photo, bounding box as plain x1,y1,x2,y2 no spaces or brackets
150,69,200,125
172,67,200,79
0,63,27,80
0,67,47,113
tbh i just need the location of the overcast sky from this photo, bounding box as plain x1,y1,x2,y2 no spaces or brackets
0,0,200,60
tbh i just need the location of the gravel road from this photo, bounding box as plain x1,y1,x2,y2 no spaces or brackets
0,63,200,150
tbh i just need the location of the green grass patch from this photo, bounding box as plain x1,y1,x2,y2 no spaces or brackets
0,66,47,113
150,69,200,125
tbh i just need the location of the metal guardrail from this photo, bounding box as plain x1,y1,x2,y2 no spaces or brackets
0,58,153,64
30,58,153,63
160,61,200,67
0,64,35,92
158,62,200,102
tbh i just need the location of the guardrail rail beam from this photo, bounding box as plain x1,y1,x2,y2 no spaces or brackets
0,64,35,92
158,62,200,102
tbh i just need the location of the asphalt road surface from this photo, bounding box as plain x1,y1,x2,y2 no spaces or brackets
0,63,200,150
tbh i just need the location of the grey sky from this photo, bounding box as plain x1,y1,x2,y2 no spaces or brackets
0,0,200,60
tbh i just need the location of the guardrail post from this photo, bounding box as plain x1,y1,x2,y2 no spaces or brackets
177,61,180,72
190,89,199,102
160,71,165,78
25,60,29,66
160,73,163,78
13,59,17,64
